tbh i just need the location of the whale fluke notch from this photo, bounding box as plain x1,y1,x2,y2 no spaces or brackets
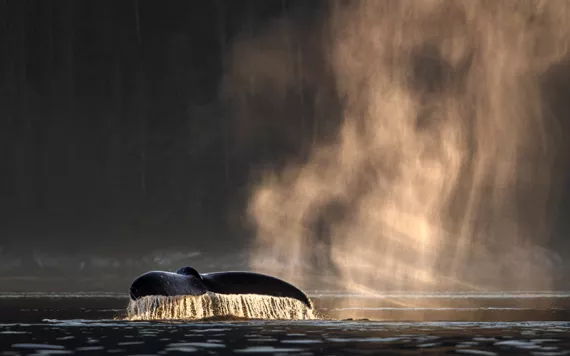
129,267,313,309
176,266,202,279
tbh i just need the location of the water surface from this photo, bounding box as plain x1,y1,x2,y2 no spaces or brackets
1,292,570,355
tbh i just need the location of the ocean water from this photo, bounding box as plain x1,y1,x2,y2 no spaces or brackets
1,292,570,355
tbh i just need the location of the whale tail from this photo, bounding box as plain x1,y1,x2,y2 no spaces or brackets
129,267,313,309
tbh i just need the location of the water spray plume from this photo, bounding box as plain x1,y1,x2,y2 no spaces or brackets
225,0,570,296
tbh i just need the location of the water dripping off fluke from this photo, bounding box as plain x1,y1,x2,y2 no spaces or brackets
126,292,318,321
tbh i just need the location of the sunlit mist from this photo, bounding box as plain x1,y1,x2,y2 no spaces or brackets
225,0,570,295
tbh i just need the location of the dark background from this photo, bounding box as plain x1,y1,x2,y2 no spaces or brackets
0,0,335,289
1,0,570,291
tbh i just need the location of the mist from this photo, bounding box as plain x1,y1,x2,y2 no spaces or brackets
223,0,570,293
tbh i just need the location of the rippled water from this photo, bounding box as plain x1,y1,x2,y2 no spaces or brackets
1,292,570,355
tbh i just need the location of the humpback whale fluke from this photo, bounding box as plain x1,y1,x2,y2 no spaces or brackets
129,266,313,309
